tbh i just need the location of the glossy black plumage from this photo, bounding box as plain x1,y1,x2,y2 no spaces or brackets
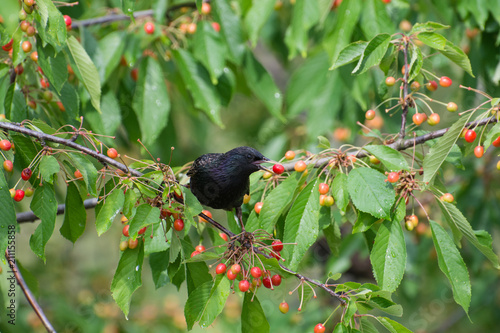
187,146,268,211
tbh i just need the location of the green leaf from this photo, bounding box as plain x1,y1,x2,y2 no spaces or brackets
244,0,275,47
347,168,395,220
149,250,170,289
417,32,446,50
283,179,321,271
242,50,284,122
440,40,474,77
359,0,394,39
331,173,349,213
353,211,378,233
256,172,301,232
370,220,406,292
29,183,57,261
39,155,60,184
317,135,331,149
241,294,269,333
284,0,320,58
121,0,135,18
352,33,391,75
145,222,170,255
323,0,362,64
439,201,500,268
185,275,230,330
363,145,410,171
70,154,98,196
429,220,471,313
483,122,500,150
408,44,423,82
181,186,204,226
94,31,127,84
212,0,246,64
66,36,102,113
330,41,368,70
36,41,68,93
0,170,16,255
410,21,450,34
423,115,471,184
111,241,144,318
172,49,223,127
123,189,138,218
376,317,412,333
36,0,67,50
60,182,86,243
129,204,160,238
193,21,225,84
132,57,170,146
57,82,80,120
95,189,125,236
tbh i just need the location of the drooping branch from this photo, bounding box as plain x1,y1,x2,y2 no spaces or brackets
5,250,57,333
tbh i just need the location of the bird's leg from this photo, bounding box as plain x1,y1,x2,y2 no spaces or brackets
235,206,245,232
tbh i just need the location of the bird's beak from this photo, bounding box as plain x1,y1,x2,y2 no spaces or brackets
253,157,271,171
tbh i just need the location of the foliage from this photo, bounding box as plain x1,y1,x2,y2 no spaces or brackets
1,0,500,332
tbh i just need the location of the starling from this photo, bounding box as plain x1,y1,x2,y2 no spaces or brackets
187,146,269,227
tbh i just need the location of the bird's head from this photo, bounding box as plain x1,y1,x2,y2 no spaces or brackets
224,146,270,174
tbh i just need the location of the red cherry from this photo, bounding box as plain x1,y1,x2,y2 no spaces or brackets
191,250,201,258
464,130,476,143
74,169,83,179
198,209,212,223
284,150,295,160
14,189,25,202
492,136,500,147
3,160,13,172
63,15,72,28
439,76,452,87
201,3,211,14
138,226,147,235
173,219,184,231
318,183,329,195
128,238,139,249
427,113,440,126
227,269,237,280
20,20,30,32
294,160,307,172
131,68,138,81
272,240,283,252
441,193,454,203
107,148,118,159
273,164,285,174
40,78,50,88
474,145,484,158
271,251,281,260
254,202,263,214
211,22,220,32
385,76,396,86
231,264,241,274
215,263,226,274
425,80,438,91
263,277,272,289
2,39,13,52
21,168,32,180
0,139,12,151
279,302,289,314
271,274,282,286
195,245,205,253
219,232,228,241
410,81,421,91
412,113,425,126
239,280,250,292
387,172,399,183
21,41,32,53
365,109,376,120
123,225,130,237
119,240,128,251
57,101,65,112
250,267,262,278
314,323,326,333
144,22,155,34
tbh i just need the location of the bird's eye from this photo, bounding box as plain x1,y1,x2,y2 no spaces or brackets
247,153,253,160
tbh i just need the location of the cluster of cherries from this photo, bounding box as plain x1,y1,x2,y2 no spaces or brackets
1,139,33,202
120,216,147,251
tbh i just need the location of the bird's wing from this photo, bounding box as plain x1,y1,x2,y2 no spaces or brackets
187,153,221,176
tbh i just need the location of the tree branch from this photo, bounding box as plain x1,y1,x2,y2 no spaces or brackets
5,250,57,333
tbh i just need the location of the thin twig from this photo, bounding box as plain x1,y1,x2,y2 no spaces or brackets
398,36,410,141
5,250,57,333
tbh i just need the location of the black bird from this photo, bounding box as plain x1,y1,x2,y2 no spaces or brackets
187,146,269,228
